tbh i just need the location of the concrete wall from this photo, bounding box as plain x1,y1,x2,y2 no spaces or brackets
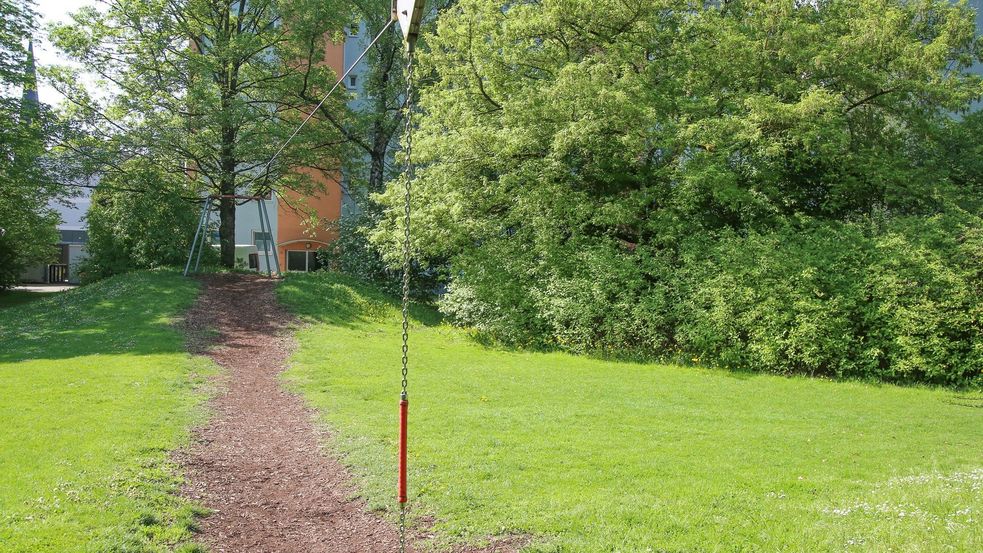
230,195,278,250
67,244,87,284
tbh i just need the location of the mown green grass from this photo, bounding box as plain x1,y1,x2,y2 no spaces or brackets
0,290,60,309
279,272,983,553
0,271,212,553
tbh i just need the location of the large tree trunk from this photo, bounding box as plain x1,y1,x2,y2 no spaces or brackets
218,192,236,267
218,51,238,268
218,116,237,268
368,132,387,193
367,79,397,194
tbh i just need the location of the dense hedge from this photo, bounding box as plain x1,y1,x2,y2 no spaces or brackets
438,211,982,386
677,214,982,384
371,0,983,386
319,212,442,300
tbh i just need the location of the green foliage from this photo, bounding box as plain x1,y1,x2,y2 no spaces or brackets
0,0,60,289
50,0,351,266
374,0,983,384
677,213,982,385
278,273,983,552
80,163,208,282
436,211,983,386
0,270,214,552
319,213,398,291
318,212,441,300
339,0,411,196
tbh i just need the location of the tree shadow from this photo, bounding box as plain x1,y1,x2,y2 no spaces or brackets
0,271,197,364
277,271,442,329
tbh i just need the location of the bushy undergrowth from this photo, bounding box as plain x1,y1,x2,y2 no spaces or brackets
677,213,982,384
319,212,442,300
373,0,983,387
441,211,982,386
79,165,208,282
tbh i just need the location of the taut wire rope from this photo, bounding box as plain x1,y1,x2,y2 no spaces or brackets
259,17,396,182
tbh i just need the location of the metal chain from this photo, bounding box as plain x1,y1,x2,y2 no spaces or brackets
399,504,407,552
398,49,415,553
400,53,413,404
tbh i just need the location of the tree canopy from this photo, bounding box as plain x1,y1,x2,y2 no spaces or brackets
371,0,983,384
0,0,59,288
51,0,352,266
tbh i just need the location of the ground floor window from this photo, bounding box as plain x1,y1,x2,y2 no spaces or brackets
286,250,322,272
253,231,272,252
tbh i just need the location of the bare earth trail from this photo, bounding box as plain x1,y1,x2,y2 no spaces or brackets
179,273,408,552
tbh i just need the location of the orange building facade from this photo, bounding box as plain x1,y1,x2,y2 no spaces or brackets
236,40,346,274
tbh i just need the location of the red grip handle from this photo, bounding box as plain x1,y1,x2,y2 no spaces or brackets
398,398,408,503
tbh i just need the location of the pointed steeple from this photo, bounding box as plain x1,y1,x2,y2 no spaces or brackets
21,39,39,122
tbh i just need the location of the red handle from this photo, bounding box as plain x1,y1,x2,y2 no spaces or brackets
398,398,408,503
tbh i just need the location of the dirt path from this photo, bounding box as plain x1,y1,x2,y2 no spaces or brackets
179,274,408,552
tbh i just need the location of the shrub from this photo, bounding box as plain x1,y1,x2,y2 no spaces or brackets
319,212,441,301
376,0,983,386
439,212,982,386
0,233,26,289
80,166,206,282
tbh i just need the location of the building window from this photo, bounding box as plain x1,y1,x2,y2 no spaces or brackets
254,231,272,252
286,250,321,272
286,250,307,271
349,74,357,87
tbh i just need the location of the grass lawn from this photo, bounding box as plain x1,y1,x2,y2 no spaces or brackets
0,290,61,309
0,271,212,553
279,272,983,553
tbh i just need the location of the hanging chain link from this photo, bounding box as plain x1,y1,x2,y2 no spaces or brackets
399,504,407,552
398,49,415,553
400,53,413,403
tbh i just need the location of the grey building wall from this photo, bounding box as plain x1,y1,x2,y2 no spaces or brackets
970,0,983,111
341,22,374,218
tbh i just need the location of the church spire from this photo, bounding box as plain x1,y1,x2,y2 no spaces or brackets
21,38,39,122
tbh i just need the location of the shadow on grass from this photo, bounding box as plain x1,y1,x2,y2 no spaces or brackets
277,271,442,329
277,271,983,396
0,270,198,364
278,272,779,386
0,290,63,309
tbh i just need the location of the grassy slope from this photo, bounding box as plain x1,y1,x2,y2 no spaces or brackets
279,272,983,553
0,290,61,309
0,271,212,553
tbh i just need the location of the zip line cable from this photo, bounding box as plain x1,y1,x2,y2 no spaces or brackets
259,16,396,182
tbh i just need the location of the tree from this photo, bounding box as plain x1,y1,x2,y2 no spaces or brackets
334,0,409,201
371,0,983,383
0,0,59,289
312,0,454,293
51,0,352,267
80,159,204,281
